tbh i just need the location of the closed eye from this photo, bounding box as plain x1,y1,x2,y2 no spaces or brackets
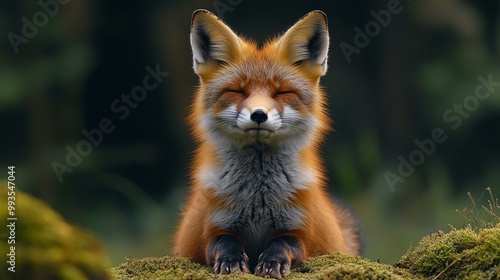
226,89,244,94
217,60,229,67
274,91,296,97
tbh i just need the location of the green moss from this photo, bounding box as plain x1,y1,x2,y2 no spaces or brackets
111,256,217,280
0,186,111,280
111,224,500,279
110,253,420,280
291,253,420,280
400,224,500,279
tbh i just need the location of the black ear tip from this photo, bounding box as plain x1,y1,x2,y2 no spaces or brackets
191,9,216,27
193,9,213,17
311,10,327,18
303,10,328,28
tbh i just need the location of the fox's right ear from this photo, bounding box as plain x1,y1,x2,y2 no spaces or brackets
190,9,243,76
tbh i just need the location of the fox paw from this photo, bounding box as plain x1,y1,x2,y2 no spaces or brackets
255,254,291,279
213,252,250,275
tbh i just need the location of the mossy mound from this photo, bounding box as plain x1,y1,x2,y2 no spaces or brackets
400,224,500,279
0,186,111,280
110,253,419,280
111,224,500,279
291,253,419,280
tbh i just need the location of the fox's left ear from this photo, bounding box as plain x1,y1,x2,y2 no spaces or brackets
277,11,329,76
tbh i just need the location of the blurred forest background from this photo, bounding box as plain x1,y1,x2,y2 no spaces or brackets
1,0,499,267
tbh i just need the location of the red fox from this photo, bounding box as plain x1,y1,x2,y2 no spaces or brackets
173,9,362,278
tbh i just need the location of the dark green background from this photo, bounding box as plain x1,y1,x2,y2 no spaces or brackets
1,0,499,266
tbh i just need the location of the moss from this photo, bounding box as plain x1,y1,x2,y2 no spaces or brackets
111,224,500,279
400,224,500,279
291,253,420,280
110,253,420,280
0,185,111,280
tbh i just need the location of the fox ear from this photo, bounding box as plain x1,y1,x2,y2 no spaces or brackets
277,11,329,75
190,9,242,75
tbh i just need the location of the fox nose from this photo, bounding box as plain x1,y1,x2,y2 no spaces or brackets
250,109,268,124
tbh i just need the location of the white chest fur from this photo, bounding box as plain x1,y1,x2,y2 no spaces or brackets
199,146,314,234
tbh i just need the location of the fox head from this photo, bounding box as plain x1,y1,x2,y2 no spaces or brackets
189,9,330,150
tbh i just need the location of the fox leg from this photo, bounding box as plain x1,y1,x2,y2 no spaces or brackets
207,235,250,274
255,236,304,279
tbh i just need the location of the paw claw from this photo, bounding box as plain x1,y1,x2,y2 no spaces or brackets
213,253,250,275
255,257,291,278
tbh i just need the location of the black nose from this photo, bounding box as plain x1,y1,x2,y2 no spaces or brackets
250,109,268,124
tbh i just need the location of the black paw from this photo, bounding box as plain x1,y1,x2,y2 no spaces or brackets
209,235,250,275
254,236,303,278
255,253,291,279
213,252,250,275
